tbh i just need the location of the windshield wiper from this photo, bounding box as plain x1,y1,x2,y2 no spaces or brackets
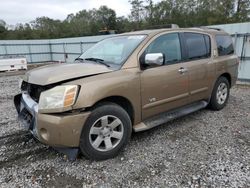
84,58,110,67
75,57,84,62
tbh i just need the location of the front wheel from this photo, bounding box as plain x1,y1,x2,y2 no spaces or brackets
209,77,230,110
80,103,132,160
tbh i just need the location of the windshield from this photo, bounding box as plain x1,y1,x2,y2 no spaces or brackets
79,35,146,66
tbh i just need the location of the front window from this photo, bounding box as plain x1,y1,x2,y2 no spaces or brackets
145,33,182,64
79,35,146,66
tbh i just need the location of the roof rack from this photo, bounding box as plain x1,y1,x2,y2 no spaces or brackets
199,26,225,31
144,24,179,30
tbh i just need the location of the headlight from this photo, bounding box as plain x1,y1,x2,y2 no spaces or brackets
39,85,79,110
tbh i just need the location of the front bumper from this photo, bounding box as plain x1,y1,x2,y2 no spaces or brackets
14,93,90,148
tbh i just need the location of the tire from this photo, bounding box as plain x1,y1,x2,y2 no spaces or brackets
80,102,132,160
208,76,230,111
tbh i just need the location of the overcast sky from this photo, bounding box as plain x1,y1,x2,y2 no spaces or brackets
0,0,161,25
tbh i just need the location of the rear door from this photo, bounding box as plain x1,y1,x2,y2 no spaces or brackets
140,32,189,119
215,34,238,84
181,32,214,103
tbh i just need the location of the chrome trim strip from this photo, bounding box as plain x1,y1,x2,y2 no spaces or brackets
143,93,189,109
21,92,39,138
190,87,208,95
22,92,38,113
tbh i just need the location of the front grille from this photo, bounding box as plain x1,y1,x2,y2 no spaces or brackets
21,81,53,102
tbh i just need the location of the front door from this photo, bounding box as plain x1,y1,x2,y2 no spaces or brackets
140,33,189,120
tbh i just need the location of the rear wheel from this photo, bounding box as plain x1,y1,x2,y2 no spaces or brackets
209,77,230,110
80,103,132,160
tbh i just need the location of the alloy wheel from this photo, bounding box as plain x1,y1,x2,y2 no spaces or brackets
89,115,124,152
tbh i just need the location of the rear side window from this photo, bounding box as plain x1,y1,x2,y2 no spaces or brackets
215,35,234,56
184,33,211,60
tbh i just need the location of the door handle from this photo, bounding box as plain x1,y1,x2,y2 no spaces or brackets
178,67,188,74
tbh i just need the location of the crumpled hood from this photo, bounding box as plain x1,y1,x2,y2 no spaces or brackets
23,62,113,85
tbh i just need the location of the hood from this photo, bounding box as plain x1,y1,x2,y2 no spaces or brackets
24,62,113,85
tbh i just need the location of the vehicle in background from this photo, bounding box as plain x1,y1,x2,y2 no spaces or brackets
0,56,27,72
14,26,238,160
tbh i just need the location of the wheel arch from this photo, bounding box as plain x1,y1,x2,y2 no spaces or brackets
91,96,135,125
219,72,232,88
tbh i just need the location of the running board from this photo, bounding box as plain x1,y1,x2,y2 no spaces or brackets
134,101,208,132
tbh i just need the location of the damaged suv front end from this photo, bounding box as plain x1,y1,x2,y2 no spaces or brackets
14,80,91,159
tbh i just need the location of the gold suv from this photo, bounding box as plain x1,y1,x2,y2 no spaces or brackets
14,27,239,160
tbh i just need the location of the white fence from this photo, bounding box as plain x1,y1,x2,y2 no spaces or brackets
0,35,112,63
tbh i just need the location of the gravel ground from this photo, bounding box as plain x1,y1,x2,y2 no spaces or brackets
0,75,249,188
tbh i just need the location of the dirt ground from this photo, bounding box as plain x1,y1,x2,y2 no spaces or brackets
0,74,249,188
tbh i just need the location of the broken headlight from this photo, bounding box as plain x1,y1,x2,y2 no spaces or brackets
38,85,79,110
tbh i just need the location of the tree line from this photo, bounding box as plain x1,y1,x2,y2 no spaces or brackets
0,0,249,40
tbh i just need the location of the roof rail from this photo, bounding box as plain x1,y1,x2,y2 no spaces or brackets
199,26,225,31
144,24,179,30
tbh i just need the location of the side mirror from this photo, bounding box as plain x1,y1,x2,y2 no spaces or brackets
145,53,164,66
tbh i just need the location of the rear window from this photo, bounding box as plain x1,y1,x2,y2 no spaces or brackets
215,35,234,56
184,33,211,60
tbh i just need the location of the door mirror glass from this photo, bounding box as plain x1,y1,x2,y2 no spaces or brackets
145,53,164,66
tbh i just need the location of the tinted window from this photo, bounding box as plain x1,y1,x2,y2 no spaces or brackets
184,33,210,60
145,33,182,64
216,35,234,56
204,35,211,57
